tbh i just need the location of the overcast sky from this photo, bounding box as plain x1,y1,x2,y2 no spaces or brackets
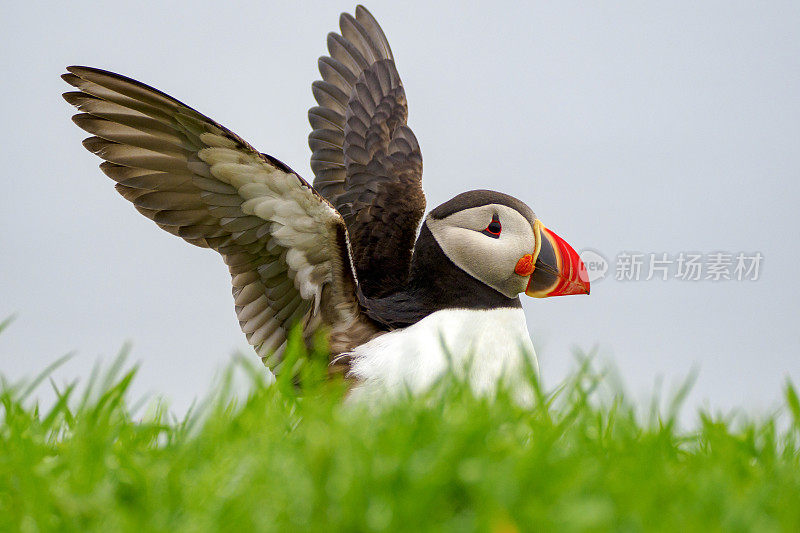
2,1,799,416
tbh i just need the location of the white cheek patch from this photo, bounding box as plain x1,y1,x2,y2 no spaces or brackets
426,205,536,298
441,225,500,273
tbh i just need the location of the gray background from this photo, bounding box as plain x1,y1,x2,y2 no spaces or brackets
2,1,798,415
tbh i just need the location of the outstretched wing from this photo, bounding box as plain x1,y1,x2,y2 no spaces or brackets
63,66,377,374
310,5,425,299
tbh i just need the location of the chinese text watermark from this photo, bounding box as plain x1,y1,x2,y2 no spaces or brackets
579,250,762,283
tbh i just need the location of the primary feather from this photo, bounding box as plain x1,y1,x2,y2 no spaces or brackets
310,6,426,299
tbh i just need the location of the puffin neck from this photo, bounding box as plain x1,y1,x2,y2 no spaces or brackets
409,223,521,309
363,224,521,329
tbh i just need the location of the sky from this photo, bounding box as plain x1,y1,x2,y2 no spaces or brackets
1,1,799,417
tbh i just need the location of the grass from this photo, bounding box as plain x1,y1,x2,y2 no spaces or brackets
2,331,800,532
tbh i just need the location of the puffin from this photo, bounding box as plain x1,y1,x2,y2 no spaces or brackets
62,5,589,396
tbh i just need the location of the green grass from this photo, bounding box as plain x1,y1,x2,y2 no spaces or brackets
2,335,800,532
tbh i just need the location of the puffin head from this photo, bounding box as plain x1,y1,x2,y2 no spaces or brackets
426,190,590,299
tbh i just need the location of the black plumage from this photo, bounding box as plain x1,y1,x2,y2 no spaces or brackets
363,222,523,329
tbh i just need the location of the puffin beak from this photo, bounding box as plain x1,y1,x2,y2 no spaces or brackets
524,223,590,297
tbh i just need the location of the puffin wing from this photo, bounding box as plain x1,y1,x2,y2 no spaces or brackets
310,6,425,298
63,66,377,374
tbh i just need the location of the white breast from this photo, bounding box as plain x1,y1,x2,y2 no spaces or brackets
347,308,537,401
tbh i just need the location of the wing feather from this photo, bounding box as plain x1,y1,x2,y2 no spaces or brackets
64,66,378,371
309,6,425,298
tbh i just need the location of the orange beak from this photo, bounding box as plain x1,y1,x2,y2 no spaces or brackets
524,224,590,297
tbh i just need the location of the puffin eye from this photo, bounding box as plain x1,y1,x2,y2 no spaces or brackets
481,215,502,239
